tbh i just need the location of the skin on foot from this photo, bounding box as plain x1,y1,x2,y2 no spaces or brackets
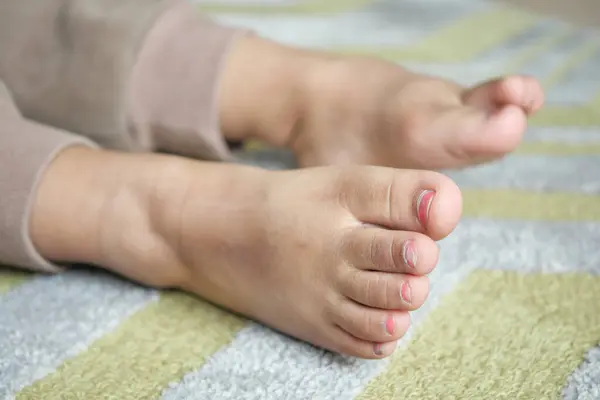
219,36,545,170
32,151,461,359
132,161,462,358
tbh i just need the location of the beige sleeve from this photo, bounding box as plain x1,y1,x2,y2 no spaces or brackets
130,1,247,161
0,82,97,273
0,0,245,160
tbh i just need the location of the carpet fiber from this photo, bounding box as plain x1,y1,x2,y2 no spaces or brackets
2,0,600,398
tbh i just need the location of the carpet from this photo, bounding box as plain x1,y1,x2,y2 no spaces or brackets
2,0,600,398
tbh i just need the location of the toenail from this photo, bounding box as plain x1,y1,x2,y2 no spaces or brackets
417,190,435,228
403,240,417,269
385,316,396,335
401,281,412,304
373,343,384,356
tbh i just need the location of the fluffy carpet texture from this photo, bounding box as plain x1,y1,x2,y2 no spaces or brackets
2,0,600,398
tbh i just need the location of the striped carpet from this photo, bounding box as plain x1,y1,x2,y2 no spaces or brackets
2,0,600,398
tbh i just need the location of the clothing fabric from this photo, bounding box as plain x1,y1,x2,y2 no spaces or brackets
0,0,244,271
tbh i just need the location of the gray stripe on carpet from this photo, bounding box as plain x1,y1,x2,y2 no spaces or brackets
518,30,593,81
444,155,600,193
162,322,391,400
236,151,600,181
523,127,600,143
245,152,600,193
0,269,158,399
440,219,600,274
473,21,558,64
563,346,600,400
545,44,600,105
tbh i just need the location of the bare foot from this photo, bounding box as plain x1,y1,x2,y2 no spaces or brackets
159,162,461,358
219,36,545,170
33,148,461,358
135,160,461,358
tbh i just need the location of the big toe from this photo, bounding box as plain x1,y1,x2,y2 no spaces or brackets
432,77,544,162
463,75,545,115
342,167,462,240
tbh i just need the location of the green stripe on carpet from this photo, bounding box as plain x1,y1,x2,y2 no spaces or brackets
358,270,600,399
338,8,539,62
531,97,600,127
516,142,600,155
17,293,246,399
0,268,32,294
463,190,600,221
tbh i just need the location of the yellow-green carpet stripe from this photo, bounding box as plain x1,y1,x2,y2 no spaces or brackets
338,8,539,62
17,293,246,399
531,103,600,127
0,268,32,294
358,270,600,399
463,190,600,221
516,142,600,155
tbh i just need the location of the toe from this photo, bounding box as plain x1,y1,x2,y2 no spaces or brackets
340,269,430,310
341,226,439,275
438,104,527,159
332,300,411,342
333,330,398,359
463,75,545,115
342,168,462,240
328,327,398,360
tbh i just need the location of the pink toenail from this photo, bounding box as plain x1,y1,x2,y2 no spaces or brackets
403,240,417,269
373,343,384,356
417,190,435,228
401,281,412,304
385,316,396,335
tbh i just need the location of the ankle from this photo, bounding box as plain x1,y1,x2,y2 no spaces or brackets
30,147,189,287
31,147,126,265
218,35,317,147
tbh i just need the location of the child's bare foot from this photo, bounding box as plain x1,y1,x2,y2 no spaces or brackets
33,148,461,358
220,37,545,169
154,163,461,358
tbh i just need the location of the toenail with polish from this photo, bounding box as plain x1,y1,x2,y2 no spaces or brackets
385,316,396,335
401,281,412,304
373,343,384,356
417,190,435,227
403,240,417,269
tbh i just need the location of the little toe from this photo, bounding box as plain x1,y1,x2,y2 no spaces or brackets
341,226,439,275
340,270,429,311
332,301,411,342
342,168,462,240
463,75,545,114
332,329,398,359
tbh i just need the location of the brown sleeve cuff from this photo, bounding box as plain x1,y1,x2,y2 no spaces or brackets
129,1,248,161
0,85,97,273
